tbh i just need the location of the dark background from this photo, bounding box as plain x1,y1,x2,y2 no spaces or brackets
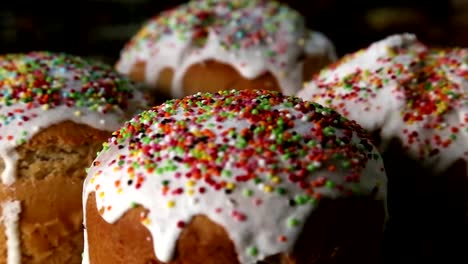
0,0,466,65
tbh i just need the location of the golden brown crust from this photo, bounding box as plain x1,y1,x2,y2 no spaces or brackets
86,192,385,264
181,60,281,95
126,55,332,99
0,121,110,263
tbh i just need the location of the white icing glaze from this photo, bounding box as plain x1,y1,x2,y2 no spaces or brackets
298,33,468,173
0,52,147,185
1,200,21,264
83,90,387,263
116,0,336,98
82,230,89,264
0,105,128,185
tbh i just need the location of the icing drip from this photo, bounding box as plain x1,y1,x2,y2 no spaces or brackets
83,90,387,263
298,33,468,173
82,229,89,264
116,0,336,97
1,201,21,264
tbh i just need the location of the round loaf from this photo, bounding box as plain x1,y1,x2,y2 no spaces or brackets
116,0,336,100
297,34,468,263
83,89,387,264
0,52,147,263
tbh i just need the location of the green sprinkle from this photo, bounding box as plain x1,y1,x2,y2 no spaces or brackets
325,180,335,189
323,126,336,136
308,197,318,205
307,163,317,172
341,160,351,168
287,217,300,228
277,118,284,126
276,187,287,195
294,195,309,205
247,247,258,256
243,189,253,197
222,170,232,177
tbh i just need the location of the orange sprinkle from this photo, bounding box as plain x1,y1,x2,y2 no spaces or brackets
278,235,287,242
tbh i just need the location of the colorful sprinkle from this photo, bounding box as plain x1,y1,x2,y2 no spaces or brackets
116,0,336,97
84,89,386,264
299,34,467,172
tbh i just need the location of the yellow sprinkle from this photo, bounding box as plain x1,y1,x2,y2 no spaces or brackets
264,185,273,193
436,103,448,115
142,218,151,226
271,177,281,184
117,188,123,194
386,47,396,56
363,69,371,78
187,189,195,196
297,38,305,46
187,180,195,187
226,182,236,190
167,200,176,208
74,110,81,116
42,104,49,110
99,192,105,198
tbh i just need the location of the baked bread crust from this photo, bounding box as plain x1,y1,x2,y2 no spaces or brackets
85,192,385,264
116,0,336,98
0,121,109,263
83,90,387,264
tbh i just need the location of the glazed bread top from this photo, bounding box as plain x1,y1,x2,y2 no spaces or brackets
116,0,336,97
83,89,387,264
298,34,468,173
0,51,148,185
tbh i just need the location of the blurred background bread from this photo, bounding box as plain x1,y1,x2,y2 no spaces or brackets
297,34,468,264
115,0,336,102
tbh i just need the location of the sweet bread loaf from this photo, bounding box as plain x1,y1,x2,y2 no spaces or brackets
83,89,387,264
297,34,468,263
116,0,336,100
0,52,147,263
